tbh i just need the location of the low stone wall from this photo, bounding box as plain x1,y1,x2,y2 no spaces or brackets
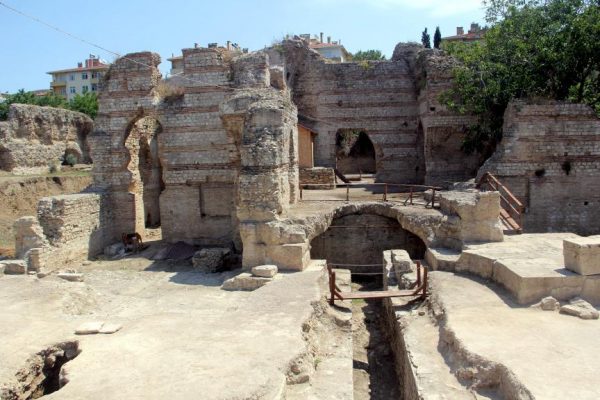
299,167,335,190
0,104,93,174
14,191,112,272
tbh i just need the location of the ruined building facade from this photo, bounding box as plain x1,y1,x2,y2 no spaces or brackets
11,40,600,272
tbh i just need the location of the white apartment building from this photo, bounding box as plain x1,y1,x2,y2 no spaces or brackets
47,55,110,101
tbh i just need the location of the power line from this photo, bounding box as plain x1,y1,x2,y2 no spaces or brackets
0,1,230,89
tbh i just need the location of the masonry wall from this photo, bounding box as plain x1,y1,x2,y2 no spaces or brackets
414,50,481,186
283,41,424,183
479,101,600,235
0,104,93,174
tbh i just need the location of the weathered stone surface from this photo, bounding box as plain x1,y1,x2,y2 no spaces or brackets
58,272,84,282
0,260,26,275
560,298,599,320
75,321,104,335
192,248,231,273
221,273,272,291
251,264,278,278
299,167,335,190
104,243,125,257
0,104,93,174
99,323,122,334
539,296,560,311
438,190,504,244
564,237,600,276
478,101,600,235
14,216,47,259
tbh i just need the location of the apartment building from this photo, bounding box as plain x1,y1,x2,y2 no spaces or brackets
47,55,110,100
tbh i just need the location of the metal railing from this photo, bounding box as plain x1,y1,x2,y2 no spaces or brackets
299,182,444,208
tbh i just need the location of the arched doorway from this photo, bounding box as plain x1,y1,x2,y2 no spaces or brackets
310,212,426,274
124,116,165,235
335,130,376,175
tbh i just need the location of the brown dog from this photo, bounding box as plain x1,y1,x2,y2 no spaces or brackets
122,232,143,253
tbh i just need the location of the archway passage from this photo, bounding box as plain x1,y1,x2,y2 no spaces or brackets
124,117,164,234
309,213,426,274
335,130,376,175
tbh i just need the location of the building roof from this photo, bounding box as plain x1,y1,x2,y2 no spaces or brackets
442,32,484,42
168,56,183,61
309,42,344,49
46,64,110,75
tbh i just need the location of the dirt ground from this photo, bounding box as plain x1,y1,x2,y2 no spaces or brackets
0,170,91,257
0,253,338,400
352,281,401,400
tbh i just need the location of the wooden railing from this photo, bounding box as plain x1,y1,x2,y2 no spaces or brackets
299,182,444,208
477,172,525,233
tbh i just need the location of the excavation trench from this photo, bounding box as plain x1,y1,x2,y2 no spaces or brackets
1,341,81,400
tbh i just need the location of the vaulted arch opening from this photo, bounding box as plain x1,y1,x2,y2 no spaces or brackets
124,116,165,234
335,130,376,175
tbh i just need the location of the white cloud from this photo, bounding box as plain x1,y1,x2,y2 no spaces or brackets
312,0,485,18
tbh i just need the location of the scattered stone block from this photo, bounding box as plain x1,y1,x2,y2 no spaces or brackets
82,261,92,266
391,250,414,274
564,237,600,276
58,273,84,282
99,323,122,334
75,321,104,335
1,260,27,275
560,297,599,320
252,265,278,278
192,248,231,273
222,273,272,291
539,296,560,311
104,243,125,257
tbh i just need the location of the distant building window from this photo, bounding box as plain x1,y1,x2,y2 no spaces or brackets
60,88,67,96
69,87,76,94
82,72,88,79
91,72,98,79
91,83,97,92
82,85,89,93
69,74,75,81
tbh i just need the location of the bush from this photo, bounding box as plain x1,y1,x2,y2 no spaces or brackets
64,153,78,166
155,81,184,104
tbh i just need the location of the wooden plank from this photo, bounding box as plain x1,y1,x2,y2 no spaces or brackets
339,290,420,300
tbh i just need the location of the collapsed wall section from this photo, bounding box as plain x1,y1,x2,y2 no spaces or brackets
479,101,600,235
414,49,481,186
0,104,93,174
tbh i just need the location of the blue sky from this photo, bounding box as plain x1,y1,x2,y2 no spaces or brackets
0,0,485,93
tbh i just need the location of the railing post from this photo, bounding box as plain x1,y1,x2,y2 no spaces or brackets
346,185,350,201
300,186,303,200
431,189,436,208
383,184,388,202
416,260,421,287
410,186,414,205
422,267,428,298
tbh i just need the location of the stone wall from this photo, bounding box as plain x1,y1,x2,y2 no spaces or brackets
414,49,481,186
299,167,335,189
0,104,93,174
91,48,298,254
310,214,426,273
14,191,112,272
479,101,600,235
282,41,424,183
278,41,480,186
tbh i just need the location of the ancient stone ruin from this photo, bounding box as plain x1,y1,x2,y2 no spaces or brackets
2,37,600,400
0,104,93,174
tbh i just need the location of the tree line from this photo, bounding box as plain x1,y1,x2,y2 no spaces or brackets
0,90,98,120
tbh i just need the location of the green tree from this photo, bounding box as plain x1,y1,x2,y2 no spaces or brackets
421,28,431,48
68,92,98,119
433,27,442,49
441,0,600,156
352,50,387,61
